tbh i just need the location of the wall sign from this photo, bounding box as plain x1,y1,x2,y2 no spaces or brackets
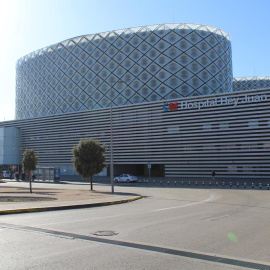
163,94,268,111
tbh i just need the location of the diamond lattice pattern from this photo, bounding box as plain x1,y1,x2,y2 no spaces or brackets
233,77,270,92
16,23,233,119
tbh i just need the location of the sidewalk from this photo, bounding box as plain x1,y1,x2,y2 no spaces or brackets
0,180,142,215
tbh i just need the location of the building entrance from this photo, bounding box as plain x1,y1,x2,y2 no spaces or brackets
109,164,164,177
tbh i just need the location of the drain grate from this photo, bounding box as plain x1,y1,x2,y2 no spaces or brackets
93,231,118,236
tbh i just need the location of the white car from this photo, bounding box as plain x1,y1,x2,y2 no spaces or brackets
114,174,138,183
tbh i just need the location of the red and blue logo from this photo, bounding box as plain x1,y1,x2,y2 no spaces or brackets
163,102,178,111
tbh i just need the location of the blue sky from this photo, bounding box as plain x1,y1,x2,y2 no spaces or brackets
1,0,270,120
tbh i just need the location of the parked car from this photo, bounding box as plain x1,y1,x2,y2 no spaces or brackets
2,171,10,178
114,174,138,183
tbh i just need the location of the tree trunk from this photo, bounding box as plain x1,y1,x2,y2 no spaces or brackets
90,176,93,191
29,177,32,193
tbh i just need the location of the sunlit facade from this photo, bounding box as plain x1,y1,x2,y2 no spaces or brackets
0,23,269,180
233,76,270,91
16,23,232,119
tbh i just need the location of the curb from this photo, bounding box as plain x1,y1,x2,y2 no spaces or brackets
0,195,142,215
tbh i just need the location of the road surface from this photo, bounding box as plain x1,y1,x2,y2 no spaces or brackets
1,183,270,269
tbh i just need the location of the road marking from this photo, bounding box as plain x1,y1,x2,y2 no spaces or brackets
153,194,216,212
206,215,229,221
30,193,216,227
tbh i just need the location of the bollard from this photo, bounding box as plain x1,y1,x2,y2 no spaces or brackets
259,183,262,189
174,180,177,185
244,182,246,188
160,180,163,185
146,179,148,184
230,182,232,188
153,179,155,185
237,182,239,188
181,181,184,186
252,183,254,189
202,181,204,187
167,180,170,185
222,182,225,188
195,181,197,187
216,182,218,187
188,181,191,187
267,184,269,190
209,181,212,187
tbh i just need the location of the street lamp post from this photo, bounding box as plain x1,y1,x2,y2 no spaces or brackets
110,80,126,194
110,82,114,194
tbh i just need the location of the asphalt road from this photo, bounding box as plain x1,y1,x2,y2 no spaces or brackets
1,183,270,269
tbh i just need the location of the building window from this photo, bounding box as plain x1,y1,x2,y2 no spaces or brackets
219,122,229,129
248,121,258,128
264,142,270,149
203,124,211,130
167,127,179,133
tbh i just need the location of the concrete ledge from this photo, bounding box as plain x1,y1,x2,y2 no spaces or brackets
0,195,142,215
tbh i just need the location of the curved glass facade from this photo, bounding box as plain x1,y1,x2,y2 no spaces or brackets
16,23,232,119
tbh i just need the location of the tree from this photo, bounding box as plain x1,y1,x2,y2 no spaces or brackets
72,138,106,190
22,149,38,193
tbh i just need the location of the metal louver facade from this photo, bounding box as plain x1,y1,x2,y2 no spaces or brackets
16,23,232,119
2,87,270,179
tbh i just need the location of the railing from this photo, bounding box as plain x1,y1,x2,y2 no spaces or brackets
120,179,270,190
